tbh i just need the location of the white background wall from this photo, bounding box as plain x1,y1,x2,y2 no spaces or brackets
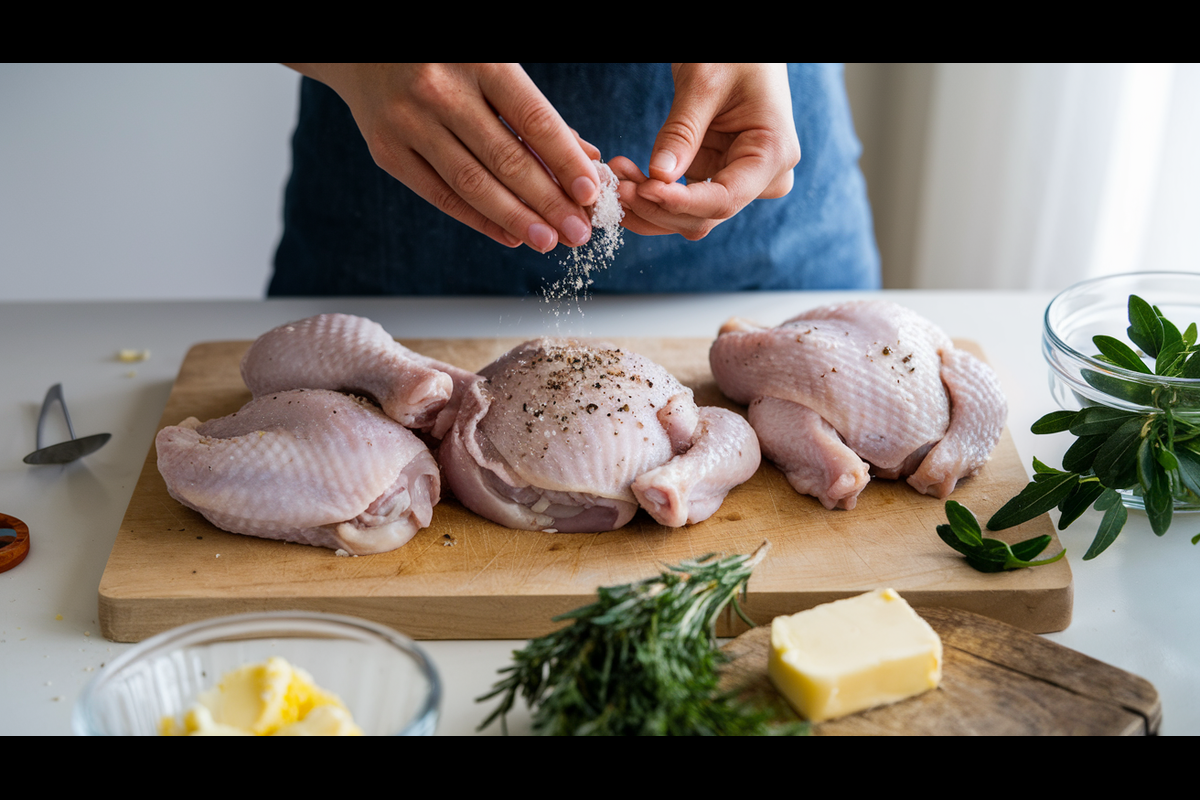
846,62,1200,291
1,64,298,301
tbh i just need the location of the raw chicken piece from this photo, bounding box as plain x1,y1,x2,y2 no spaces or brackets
439,338,759,532
709,301,1006,509
241,314,455,429
156,389,440,554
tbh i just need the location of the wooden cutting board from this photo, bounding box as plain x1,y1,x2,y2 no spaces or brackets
98,337,1072,643
720,606,1159,735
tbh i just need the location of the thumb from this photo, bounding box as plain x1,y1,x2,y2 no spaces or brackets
648,90,720,184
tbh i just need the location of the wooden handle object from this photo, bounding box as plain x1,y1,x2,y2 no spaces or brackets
0,513,30,573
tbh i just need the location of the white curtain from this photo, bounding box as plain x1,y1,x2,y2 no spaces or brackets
909,63,1200,291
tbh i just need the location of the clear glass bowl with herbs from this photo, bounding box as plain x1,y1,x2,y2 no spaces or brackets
1042,271,1200,513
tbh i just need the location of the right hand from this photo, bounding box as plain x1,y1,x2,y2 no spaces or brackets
289,63,603,252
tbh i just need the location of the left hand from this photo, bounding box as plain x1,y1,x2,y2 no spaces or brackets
610,63,801,240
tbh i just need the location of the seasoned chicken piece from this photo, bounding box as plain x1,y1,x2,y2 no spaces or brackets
156,389,440,554
241,314,456,429
710,301,1006,508
439,338,759,532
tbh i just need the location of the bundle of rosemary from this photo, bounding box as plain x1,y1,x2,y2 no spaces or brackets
477,543,805,736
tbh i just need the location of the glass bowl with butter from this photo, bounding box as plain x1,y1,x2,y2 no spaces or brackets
73,611,440,736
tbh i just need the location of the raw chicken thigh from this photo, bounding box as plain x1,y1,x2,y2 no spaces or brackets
439,338,760,532
156,389,440,554
241,314,455,429
709,301,1006,510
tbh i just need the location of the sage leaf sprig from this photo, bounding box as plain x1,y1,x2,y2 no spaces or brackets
984,294,1200,561
477,543,807,736
938,500,1065,572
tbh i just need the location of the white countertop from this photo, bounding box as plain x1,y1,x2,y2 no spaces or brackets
2,291,1195,735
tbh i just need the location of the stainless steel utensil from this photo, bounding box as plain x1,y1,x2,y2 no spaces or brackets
23,384,111,465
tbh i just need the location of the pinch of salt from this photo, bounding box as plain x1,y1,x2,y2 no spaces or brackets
544,160,625,308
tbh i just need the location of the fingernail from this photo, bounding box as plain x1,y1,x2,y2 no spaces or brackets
650,150,676,177
528,222,556,252
562,216,590,246
572,176,598,206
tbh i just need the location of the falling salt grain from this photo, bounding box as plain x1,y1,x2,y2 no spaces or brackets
543,160,624,314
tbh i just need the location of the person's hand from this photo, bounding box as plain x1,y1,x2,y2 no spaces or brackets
609,64,800,241
288,63,603,252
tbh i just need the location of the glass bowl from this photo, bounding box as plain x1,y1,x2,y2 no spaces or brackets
73,611,440,736
1043,270,1200,510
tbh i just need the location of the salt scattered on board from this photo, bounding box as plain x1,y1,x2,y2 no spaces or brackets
543,160,624,316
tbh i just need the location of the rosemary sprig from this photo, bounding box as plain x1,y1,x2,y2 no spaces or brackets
477,542,807,736
982,294,1200,560
938,500,1065,572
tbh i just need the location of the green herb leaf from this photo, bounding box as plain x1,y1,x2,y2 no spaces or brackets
1156,446,1180,472
937,524,977,557
1126,294,1162,357
1062,433,1108,474
1031,410,1079,434
1144,460,1174,537
1157,337,1186,377
1181,351,1200,379
1160,316,1184,355
1057,480,1106,530
1136,435,1156,489
944,499,982,541
1069,406,1141,436
1175,447,1200,497
940,502,1065,573
1032,457,1067,475
1083,489,1128,560
987,469,1079,531
1006,535,1045,561
1092,416,1146,489
1094,335,1153,374
1081,369,1156,406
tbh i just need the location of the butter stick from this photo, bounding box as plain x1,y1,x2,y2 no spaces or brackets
768,588,942,723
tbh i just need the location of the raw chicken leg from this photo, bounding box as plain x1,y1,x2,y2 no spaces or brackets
631,406,762,526
156,389,440,554
439,338,759,532
709,301,1006,508
241,314,455,429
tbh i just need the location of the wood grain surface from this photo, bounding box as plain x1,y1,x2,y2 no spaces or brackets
98,337,1072,642
719,606,1160,735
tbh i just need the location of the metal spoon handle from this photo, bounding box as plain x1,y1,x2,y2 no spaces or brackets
36,383,77,450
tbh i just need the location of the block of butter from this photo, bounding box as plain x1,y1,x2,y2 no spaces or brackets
768,588,942,723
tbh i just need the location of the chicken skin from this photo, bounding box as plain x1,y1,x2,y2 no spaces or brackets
156,389,440,554
709,301,1006,509
439,338,760,532
241,314,456,430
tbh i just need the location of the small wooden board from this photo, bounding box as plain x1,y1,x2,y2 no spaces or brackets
720,606,1159,735
99,338,1072,642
